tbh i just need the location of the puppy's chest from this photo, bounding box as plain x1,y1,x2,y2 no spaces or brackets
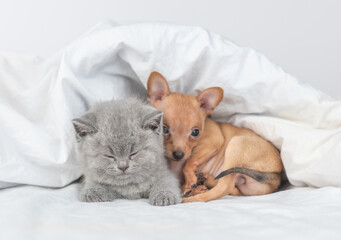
198,148,226,177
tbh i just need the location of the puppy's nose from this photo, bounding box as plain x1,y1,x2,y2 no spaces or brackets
118,166,128,172
172,151,184,160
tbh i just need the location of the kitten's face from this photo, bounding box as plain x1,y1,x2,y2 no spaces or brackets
72,99,164,186
83,131,160,184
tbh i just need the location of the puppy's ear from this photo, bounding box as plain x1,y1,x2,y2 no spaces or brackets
72,112,97,138
147,71,170,104
197,87,224,115
142,109,163,135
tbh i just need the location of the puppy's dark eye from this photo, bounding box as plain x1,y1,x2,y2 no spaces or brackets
191,128,200,137
163,125,169,134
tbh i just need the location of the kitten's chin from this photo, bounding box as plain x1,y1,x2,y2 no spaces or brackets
105,169,130,177
96,171,130,184
98,170,147,186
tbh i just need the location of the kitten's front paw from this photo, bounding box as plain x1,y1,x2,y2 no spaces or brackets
80,187,112,202
149,191,181,206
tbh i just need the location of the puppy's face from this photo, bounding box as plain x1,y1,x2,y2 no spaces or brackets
152,93,205,161
147,72,223,162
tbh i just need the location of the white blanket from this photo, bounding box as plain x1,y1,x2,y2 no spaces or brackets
1,183,341,239
0,21,341,189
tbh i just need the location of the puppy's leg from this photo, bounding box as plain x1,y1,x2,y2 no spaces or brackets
183,135,282,202
182,124,224,196
184,173,217,197
227,135,282,196
182,175,240,202
235,174,280,196
182,140,241,202
185,185,209,197
182,144,220,196
182,119,225,196
195,172,218,190
200,173,218,189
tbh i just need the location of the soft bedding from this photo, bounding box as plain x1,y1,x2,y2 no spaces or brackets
1,184,341,239
1,21,341,239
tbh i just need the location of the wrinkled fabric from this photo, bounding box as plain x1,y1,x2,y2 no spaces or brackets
0,21,340,188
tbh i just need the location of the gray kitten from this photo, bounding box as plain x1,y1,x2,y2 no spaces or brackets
72,98,181,206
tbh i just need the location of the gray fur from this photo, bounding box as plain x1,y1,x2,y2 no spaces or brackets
72,98,181,206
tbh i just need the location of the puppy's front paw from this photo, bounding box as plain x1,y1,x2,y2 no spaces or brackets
184,185,208,197
182,184,197,197
196,172,207,185
80,187,112,202
149,191,181,206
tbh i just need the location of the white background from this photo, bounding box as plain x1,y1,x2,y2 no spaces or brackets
0,0,340,99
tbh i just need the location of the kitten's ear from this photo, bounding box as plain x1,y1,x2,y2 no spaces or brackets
142,109,163,134
72,112,97,138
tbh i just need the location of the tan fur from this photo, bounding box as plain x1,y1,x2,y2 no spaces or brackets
147,71,283,202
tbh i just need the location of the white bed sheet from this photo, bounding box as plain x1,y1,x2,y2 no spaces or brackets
1,184,341,240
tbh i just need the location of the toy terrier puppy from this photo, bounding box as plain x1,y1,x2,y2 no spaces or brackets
147,71,283,203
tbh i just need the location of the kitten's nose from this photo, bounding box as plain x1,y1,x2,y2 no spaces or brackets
118,166,128,172
172,151,184,160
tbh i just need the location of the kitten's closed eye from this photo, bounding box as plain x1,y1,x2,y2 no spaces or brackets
103,155,116,161
129,152,138,160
